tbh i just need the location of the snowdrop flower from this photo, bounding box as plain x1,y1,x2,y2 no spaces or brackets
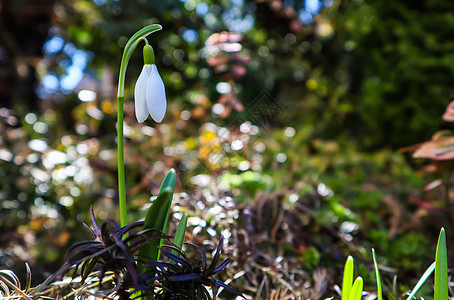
134,44,166,123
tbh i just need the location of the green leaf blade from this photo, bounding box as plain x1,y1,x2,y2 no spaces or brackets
139,190,172,261
434,227,448,300
349,277,363,300
372,249,383,300
405,262,436,300
173,212,188,251
139,169,176,262
342,256,354,300
158,168,176,194
170,212,188,262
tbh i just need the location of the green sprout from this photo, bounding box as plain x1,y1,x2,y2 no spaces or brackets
342,256,354,300
372,248,383,300
340,251,383,300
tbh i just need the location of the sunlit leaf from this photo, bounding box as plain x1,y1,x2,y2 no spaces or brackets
349,277,363,300
434,228,448,300
405,262,435,300
412,130,454,160
138,168,176,264
171,212,188,261
342,256,354,300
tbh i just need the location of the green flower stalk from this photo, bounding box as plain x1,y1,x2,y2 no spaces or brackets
116,24,163,228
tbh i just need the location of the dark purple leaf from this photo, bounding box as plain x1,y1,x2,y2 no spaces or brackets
215,279,245,298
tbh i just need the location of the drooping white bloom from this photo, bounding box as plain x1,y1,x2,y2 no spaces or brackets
134,64,166,123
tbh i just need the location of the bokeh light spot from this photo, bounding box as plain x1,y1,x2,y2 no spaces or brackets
25,113,37,124
216,82,231,94
44,35,64,55
196,2,209,15
276,153,287,163
231,140,243,151
78,90,97,102
182,29,199,43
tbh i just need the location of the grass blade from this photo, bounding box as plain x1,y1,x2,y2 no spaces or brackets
405,261,435,300
372,249,382,300
434,227,448,300
342,256,354,300
349,277,363,300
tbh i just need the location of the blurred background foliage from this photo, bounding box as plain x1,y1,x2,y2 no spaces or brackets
1,0,454,298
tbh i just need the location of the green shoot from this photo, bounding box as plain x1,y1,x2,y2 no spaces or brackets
434,227,448,300
171,212,188,260
342,256,354,300
139,190,172,261
372,249,382,300
349,277,363,300
157,168,176,238
139,169,176,262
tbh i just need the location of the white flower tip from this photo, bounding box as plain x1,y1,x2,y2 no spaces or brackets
134,65,153,123
136,113,147,123
150,98,166,123
147,65,167,123
152,112,165,123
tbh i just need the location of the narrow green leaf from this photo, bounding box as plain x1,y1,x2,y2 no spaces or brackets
158,168,176,241
139,190,172,261
139,169,176,262
173,213,188,251
170,212,188,263
434,227,448,300
405,262,436,300
392,275,398,300
158,168,176,194
372,249,383,300
342,256,354,300
349,277,363,300
157,169,176,255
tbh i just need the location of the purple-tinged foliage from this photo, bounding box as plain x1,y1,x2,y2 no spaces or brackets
57,209,240,299
140,237,244,299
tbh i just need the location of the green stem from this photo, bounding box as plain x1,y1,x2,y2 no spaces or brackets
116,24,162,228
117,24,162,98
117,96,127,227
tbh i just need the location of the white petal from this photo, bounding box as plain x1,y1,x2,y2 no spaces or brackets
146,64,167,123
134,65,153,123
